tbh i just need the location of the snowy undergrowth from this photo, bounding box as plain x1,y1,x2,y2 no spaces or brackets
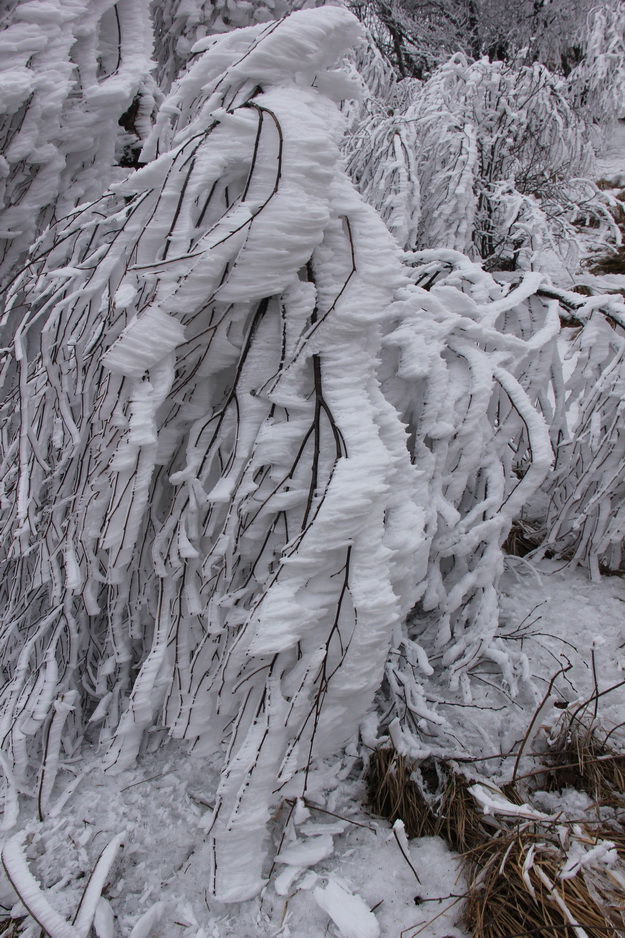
2,558,624,937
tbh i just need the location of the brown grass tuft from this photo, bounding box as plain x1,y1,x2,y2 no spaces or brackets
432,767,489,852
590,248,625,275
367,748,436,838
545,717,625,807
464,829,625,938
503,520,543,558
368,737,625,938
367,749,492,848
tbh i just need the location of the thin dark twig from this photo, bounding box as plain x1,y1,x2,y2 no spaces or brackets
512,660,572,782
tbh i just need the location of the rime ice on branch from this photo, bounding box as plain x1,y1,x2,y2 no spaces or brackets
0,0,155,292
0,7,427,900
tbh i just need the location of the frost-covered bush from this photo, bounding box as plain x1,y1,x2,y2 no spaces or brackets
347,0,598,77
377,252,560,750
0,0,156,292
345,0,455,77
4,2,625,923
0,6,431,901
0,5,572,902
568,2,625,122
344,76,421,249
347,52,619,269
538,288,625,577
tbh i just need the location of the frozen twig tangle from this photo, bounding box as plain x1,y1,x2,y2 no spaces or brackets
0,0,156,293
2,0,625,914
380,252,558,733
0,6,426,900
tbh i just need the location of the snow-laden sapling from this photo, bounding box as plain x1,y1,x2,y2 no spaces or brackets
0,7,427,901
4,4,623,916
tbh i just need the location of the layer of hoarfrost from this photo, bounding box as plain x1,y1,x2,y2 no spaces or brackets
0,0,156,292
3,2,625,927
0,6,424,904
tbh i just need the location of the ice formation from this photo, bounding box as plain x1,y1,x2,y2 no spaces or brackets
2,1,625,914
0,6,425,900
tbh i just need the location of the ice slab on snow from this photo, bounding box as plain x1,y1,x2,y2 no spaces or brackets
128,901,165,937
314,879,380,938
276,833,334,867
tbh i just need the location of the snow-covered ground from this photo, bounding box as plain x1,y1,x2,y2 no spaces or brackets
1,554,623,938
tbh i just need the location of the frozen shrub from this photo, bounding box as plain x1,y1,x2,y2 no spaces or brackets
568,2,625,121
0,0,156,292
347,52,619,270
0,7,429,899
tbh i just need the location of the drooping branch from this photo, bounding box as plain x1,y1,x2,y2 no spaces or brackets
0,0,156,294
0,8,426,900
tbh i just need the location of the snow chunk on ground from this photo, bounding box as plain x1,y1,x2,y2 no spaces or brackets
313,879,380,938
276,834,334,867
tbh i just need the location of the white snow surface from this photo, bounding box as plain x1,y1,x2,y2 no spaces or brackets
1,556,624,937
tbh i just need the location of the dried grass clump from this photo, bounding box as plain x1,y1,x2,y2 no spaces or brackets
545,716,625,807
367,748,436,838
367,749,490,847
368,738,625,938
503,520,543,558
590,248,625,275
432,767,489,852
464,828,625,938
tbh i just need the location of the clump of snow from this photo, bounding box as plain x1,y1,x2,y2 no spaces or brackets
313,879,380,938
